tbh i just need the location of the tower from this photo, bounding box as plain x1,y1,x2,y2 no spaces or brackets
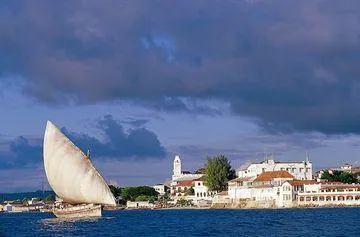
172,155,182,180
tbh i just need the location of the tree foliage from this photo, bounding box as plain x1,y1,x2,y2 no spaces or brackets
108,185,158,202
204,155,236,192
176,198,193,207
184,186,194,196
321,170,359,184
195,167,205,174
109,185,122,198
121,186,158,201
44,195,56,202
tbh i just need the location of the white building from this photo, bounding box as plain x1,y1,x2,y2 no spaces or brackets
172,155,202,181
153,184,168,195
193,177,216,201
296,182,360,206
228,171,295,208
126,201,155,209
3,203,29,212
171,179,194,197
237,156,312,180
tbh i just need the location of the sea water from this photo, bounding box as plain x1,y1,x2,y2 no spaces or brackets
1,208,359,237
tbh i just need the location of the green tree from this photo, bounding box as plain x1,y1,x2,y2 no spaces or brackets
44,195,56,202
109,185,122,197
195,167,205,174
321,170,334,181
176,198,193,207
321,170,358,184
204,155,236,192
135,195,150,202
22,198,29,206
121,186,158,201
184,186,194,196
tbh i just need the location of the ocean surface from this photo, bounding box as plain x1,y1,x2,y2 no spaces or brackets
1,208,360,237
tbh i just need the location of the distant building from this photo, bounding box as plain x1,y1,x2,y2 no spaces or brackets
170,155,204,201
153,184,168,195
237,155,312,180
171,179,194,197
171,155,202,181
3,203,29,212
316,163,360,181
126,201,155,209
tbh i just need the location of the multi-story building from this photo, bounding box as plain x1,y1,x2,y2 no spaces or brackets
171,180,194,197
237,155,312,180
228,171,296,207
295,182,360,206
193,177,216,201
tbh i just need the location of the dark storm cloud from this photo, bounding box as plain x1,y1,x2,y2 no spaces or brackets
0,115,166,169
63,115,166,159
1,0,360,134
0,136,42,170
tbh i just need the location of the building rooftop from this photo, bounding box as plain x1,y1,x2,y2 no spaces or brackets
320,184,360,190
175,180,194,187
288,180,317,186
228,176,255,183
193,176,205,182
250,185,274,189
254,171,294,182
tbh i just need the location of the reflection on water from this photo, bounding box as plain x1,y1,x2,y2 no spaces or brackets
39,216,102,235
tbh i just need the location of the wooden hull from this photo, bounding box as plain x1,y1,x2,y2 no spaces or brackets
53,204,102,218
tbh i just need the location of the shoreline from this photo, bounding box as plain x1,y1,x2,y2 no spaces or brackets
122,204,360,211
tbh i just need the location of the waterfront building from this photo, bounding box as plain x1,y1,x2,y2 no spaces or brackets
228,171,295,207
295,182,360,206
126,201,155,209
193,177,216,201
3,203,29,212
237,155,312,180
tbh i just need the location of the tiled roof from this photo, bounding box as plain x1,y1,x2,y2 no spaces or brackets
228,176,255,183
175,180,194,187
287,180,317,186
250,185,274,189
320,184,360,190
254,171,294,182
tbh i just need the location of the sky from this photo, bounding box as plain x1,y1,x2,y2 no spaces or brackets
1,0,360,192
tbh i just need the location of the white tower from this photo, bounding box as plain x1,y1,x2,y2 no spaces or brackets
172,155,182,180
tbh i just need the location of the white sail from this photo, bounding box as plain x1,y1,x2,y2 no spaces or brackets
43,121,116,206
